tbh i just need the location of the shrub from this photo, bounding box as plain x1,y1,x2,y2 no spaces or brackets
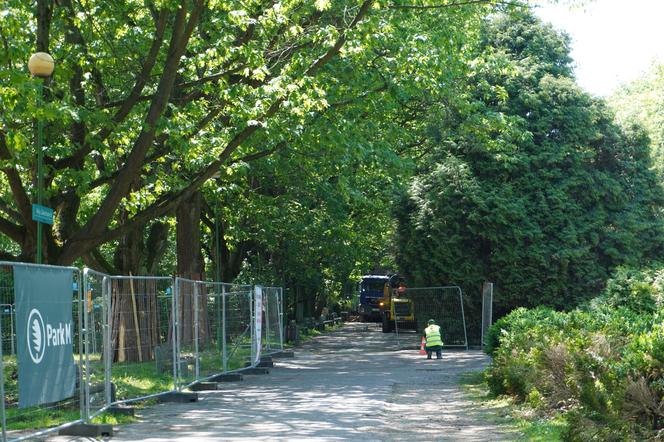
594,264,664,314
484,306,562,357
539,343,574,409
486,264,664,438
486,351,537,400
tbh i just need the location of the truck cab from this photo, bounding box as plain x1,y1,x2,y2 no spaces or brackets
358,275,389,322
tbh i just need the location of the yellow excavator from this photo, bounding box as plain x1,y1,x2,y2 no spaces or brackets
378,274,417,333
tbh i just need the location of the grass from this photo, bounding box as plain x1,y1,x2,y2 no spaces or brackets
195,343,253,376
110,361,175,400
1,354,81,431
3,407,81,431
3,409,136,432
0,352,146,433
91,411,136,426
460,371,567,441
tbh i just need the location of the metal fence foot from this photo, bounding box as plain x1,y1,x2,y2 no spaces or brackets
58,423,113,437
245,360,274,368
240,367,270,375
209,373,243,382
156,392,199,403
190,382,219,391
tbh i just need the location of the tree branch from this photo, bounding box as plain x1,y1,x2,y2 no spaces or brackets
57,0,205,265
306,1,373,76
82,248,116,274
389,0,524,9
54,8,169,170
0,131,33,226
101,0,378,244
0,199,22,224
0,216,23,244
56,0,374,263
230,141,286,165
36,0,53,52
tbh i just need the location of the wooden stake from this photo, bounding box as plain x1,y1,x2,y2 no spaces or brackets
129,273,143,362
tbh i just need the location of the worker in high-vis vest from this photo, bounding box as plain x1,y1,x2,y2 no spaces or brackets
424,319,443,360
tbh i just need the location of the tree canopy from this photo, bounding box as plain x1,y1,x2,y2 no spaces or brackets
609,62,664,175
0,0,492,271
5,2,663,322
394,10,664,315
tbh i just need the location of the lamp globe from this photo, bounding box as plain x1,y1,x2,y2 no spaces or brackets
28,52,55,78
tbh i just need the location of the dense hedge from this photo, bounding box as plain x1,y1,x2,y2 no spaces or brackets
485,265,664,440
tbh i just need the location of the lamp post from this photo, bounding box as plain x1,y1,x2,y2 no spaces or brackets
215,212,223,354
28,52,55,264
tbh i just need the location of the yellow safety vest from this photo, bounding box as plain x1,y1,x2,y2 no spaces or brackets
425,324,443,347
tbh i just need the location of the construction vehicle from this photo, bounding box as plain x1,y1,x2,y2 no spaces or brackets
358,275,389,322
379,274,417,333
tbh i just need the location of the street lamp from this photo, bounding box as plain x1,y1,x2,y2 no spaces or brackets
28,52,55,264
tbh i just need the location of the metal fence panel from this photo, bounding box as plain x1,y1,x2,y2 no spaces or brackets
106,275,176,405
81,269,109,419
224,286,254,373
175,278,255,389
392,286,468,350
174,278,198,389
196,282,221,382
261,287,284,355
198,282,253,382
0,304,14,358
481,282,494,348
1,264,280,438
0,262,84,442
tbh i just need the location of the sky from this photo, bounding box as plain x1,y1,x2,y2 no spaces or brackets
533,0,664,97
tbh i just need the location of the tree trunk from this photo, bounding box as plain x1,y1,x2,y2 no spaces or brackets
176,191,208,345
36,0,53,53
113,226,144,274
109,215,161,363
110,278,161,363
146,221,170,274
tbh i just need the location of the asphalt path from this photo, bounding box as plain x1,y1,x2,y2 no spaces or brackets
49,322,516,441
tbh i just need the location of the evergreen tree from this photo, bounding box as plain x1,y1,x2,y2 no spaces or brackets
395,10,664,316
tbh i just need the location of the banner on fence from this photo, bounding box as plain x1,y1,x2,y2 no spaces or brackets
254,286,263,365
14,265,77,408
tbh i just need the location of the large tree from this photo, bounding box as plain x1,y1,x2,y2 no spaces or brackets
394,10,664,318
609,63,664,176
0,0,498,274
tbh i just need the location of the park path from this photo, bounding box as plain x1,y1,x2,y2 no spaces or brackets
49,322,517,441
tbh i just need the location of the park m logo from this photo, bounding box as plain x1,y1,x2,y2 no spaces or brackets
26,308,72,365
27,309,46,364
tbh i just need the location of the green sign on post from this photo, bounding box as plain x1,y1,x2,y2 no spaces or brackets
14,265,76,408
32,204,54,225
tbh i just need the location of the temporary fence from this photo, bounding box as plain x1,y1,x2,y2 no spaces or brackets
201,281,254,380
104,274,176,408
0,304,14,357
0,262,84,442
174,278,255,389
226,283,257,371
392,286,468,350
0,263,283,441
481,282,494,348
261,287,284,356
81,268,110,420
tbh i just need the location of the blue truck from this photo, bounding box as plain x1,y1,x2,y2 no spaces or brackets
358,275,389,322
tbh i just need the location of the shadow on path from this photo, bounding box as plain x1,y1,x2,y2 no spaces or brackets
48,322,517,441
